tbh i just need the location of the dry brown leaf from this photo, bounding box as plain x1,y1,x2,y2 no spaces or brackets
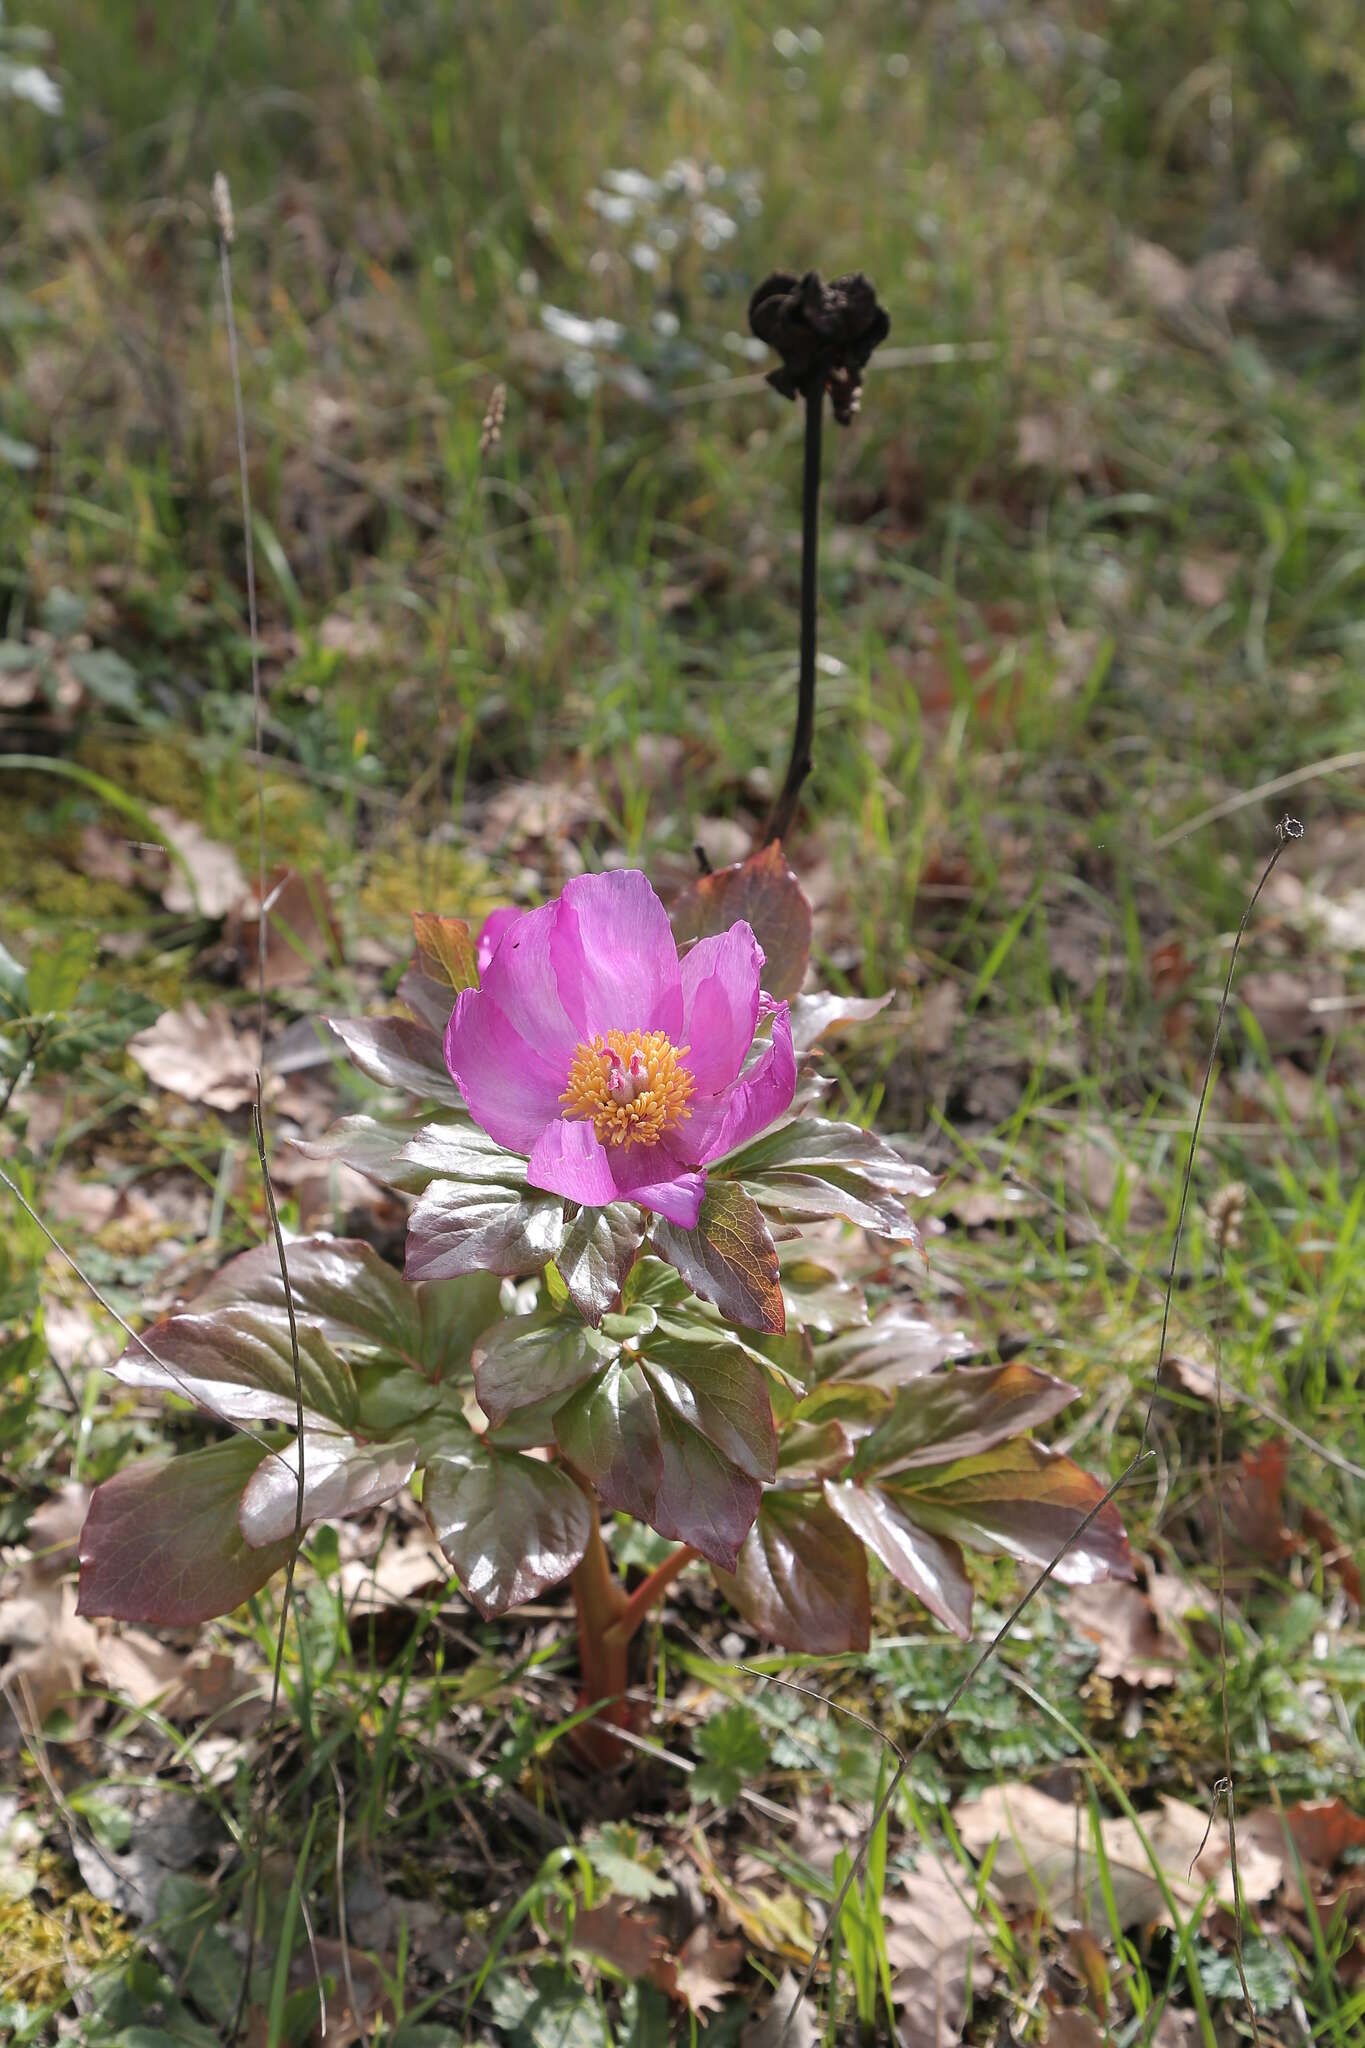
0,1575,100,1745
1046,2014,1106,2048
1239,967,1343,1046
1241,1800,1365,1914
337,1532,447,1613
664,1922,744,2014
913,980,962,1056
1065,1582,1183,1688
44,1169,119,1233
1127,238,1192,314
286,1935,393,2048
74,822,138,889
319,613,384,658
25,1484,91,1576
1178,553,1237,609
742,1971,818,2048
127,1002,265,1110
1061,1132,1164,1233
149,807,249,919
953,1784,1280,1933
478,777,602,852
886,1862,996,2048
571,1900,668,1979
94,1629,257,1726
0,662,41,709
237,866,342,990
43,1298,115,1375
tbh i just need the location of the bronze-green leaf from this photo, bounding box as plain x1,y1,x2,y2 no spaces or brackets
556,1204,645,1324
714,1490,870,1652
823,1479,973,1637
423,1446,590,1617
652,1181,784,1335
77,1437,295,1626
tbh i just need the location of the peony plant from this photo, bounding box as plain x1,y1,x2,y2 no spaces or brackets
79,848,1131,1763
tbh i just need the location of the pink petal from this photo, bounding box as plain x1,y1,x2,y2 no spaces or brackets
444,987,566,1152
607,1142,706,1228
528,1117,618,1207
679,922,763,1093
677,1004,796,1165
480,900,581,1065
476,905,521,975
553,870,683,1038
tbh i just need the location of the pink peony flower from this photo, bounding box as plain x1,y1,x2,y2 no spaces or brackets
450,871,796,1229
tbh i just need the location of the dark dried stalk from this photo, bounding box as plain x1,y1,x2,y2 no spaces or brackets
765,378,824,846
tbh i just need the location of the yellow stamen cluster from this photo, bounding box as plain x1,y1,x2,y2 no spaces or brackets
560,1028,695,1151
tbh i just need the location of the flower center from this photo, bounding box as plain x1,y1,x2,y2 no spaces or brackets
560,1029,695,1151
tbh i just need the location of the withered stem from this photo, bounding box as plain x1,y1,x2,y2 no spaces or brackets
765,376,824,844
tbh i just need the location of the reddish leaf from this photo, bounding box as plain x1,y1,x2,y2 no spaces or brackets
652,1180,784,1335
651,1403,762,1570
1222,1438,1296,1564
727,1116,932,1240
406,1177,566,1280
570,1901,668,1978
412,912,479,993
789,988,894,1057
472,1312,611,1428
327,1014,463,1105
295,1113,436,1193
194,1234,422,1365
775,1416,854,1482
1300,1503,1363,1605
423,1446,590,1617
397,965,457,1037
644,1333,777,1483
555,1359,664,1524
238,1432,419,1546
814,1308,971,1392
111,1306,358,1430
401,1119,529,1186
906,1440,1133,1586
823,1479,973,1637
671,842,813,1001
853,1362,1079,1477
714,1489,870,1652
78,1437,295,1625
556,1203,645,1324
415,1270,509,1384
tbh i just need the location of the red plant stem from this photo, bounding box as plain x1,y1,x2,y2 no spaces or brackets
602,1543,699,1650
568,1495,696,1766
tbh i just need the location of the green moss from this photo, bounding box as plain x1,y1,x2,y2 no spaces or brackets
0,1851,133,2006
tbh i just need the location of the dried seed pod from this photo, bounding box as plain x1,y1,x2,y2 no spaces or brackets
748,269,890,424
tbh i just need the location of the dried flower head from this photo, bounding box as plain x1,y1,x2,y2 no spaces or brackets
749,269,890,424
1208,1181,1248,1253
480,382,506,459
211,171,234,246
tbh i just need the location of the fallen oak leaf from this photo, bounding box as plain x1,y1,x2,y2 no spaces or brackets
127,1002,271,1112
885,1861,997,2048
656,1921,744,2015
1064,1581,1183,1688
953,1784,1280,1933
148,806,249,919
